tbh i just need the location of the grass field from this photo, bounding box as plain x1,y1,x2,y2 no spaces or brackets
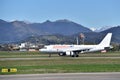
0,51,120,74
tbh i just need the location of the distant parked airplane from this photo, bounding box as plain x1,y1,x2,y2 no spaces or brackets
39,33,112,57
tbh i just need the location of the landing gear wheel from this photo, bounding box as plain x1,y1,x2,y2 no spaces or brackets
59,53,66,56
76,55,79,57
71,54,79,57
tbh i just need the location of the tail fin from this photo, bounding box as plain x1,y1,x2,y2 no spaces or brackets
98,33,112,47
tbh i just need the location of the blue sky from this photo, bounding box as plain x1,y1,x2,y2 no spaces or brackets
0,0,120,28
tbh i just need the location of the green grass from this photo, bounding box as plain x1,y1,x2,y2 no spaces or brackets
0,51,52,58
1,64,120,74
0,51,120,74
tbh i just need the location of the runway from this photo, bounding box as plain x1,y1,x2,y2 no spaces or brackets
1,72,120,80
1,57,120,61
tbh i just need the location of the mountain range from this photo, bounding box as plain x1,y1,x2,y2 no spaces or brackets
0,19,120,44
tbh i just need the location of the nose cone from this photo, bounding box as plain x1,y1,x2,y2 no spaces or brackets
39,49,43,51
39,49,46,52
39,49,41,51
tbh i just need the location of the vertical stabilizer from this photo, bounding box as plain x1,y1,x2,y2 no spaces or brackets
98,33,112,47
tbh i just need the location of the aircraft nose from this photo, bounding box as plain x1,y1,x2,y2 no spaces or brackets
39,49,45,52
39,49,41,51
39,49,43,51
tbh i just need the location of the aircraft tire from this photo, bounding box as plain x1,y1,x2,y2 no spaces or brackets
76,55,79,57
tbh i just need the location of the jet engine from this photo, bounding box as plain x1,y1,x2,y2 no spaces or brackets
59,51,79,57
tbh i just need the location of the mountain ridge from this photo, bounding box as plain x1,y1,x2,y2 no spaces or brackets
0,19,92,43
0,19,120,44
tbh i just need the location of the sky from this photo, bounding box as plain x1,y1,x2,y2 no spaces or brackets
0,0,120,29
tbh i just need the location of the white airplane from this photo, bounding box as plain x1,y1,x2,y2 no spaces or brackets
39,33,112,57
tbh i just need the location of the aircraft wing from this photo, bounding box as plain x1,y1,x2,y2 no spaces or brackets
61,47,92,52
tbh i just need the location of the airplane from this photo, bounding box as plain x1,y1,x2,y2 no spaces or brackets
39,33,112,57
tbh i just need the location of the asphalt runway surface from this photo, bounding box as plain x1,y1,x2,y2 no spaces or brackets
1,57,120,61
1,72,120,80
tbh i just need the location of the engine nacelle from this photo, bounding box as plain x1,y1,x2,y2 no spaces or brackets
66,51,74,56
59,51,79,57
59,51,74,56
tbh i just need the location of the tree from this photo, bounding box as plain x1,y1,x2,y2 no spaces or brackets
79,33,85,44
